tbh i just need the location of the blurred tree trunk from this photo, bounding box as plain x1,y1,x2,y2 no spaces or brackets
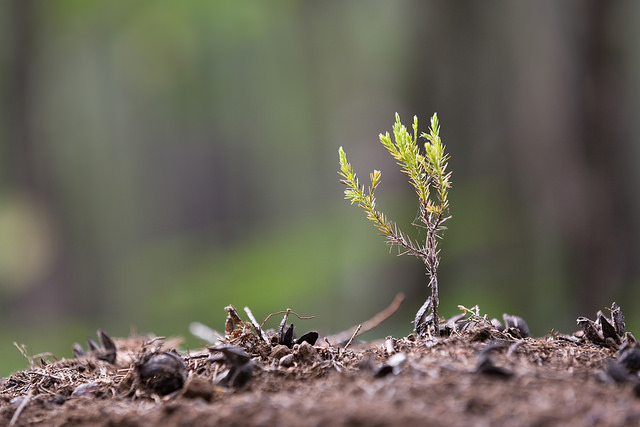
405,2,638,322
6,0,36,189
572,2,638,314
3,0,75,323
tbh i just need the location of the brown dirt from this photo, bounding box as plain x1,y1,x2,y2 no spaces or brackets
2,318,640,426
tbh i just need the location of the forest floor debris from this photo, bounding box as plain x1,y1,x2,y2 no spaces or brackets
2,304,640,426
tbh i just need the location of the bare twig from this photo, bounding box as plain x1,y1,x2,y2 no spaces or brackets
259,309,315,330
325,292,405,346
30,352,59,364
189,322,223,344
342,324,362,351
278,308,291,341
244,306,270,344
13,342,34,369
143,337,166,347
10,388,33,426
29,371,64,381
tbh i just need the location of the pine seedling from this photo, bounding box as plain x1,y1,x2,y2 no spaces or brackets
338,113,451,336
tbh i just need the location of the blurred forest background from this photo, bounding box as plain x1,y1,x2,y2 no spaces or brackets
1,1,639,375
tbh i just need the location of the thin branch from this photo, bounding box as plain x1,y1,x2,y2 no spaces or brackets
10,388,33,426
244,306,270,344
325,292,405,346
259,309,315,330
342,324,361,351
13,342,34,369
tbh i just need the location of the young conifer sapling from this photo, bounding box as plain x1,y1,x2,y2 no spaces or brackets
338,113,451,336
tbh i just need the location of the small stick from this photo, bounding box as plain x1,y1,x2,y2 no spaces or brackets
29,371,64,381
278,309,291,342
342,324,362,351
244,306,270,344
212,364,220,382
30,352,58,362
13,342,34,369
10,388,33,426
189,322,223,344
260,309,315,330
183,353,210,361
144,336,166,346
326,292,405,346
